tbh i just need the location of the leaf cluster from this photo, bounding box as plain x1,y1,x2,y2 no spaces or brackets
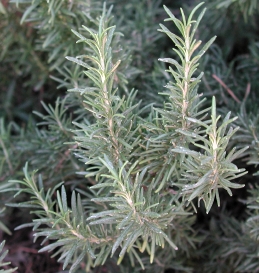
1,1,259,272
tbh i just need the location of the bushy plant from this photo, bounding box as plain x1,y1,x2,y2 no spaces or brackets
1,0,259,272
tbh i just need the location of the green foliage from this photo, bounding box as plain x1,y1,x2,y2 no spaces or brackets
1,0,259,272
0,241,17,273
172,97,248,213
214,0,259,21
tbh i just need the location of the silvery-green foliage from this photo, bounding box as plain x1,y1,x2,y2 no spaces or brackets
0,1,251,272
0,241,17,273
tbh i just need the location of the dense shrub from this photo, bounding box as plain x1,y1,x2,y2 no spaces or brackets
1,1,259,272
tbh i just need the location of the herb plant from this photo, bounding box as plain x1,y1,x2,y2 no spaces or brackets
1,1,259,273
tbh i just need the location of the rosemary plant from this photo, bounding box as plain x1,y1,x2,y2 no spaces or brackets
2,0,259,272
